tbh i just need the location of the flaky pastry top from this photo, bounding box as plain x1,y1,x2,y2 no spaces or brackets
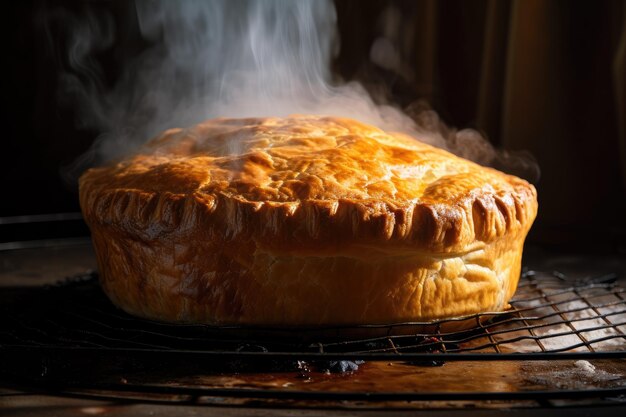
80,116,537,253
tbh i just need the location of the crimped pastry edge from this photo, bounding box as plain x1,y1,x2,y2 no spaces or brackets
80,177,536,254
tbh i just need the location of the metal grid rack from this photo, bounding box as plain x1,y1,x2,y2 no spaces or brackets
1,268,626,406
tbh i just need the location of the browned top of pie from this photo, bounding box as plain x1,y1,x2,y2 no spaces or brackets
79,116,537,253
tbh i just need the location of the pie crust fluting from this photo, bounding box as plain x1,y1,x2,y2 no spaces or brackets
79,116,538,326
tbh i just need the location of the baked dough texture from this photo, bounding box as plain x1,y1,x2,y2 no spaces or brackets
79,116,538,326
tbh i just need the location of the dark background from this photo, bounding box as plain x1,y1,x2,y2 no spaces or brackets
3,0,626,251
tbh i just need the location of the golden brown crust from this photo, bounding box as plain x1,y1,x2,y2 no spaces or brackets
80,115,537,326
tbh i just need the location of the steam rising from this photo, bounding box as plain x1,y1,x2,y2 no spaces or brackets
56,0,538,181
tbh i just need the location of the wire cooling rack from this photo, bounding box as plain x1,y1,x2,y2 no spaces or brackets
1,269,625,356
1,268,625,406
